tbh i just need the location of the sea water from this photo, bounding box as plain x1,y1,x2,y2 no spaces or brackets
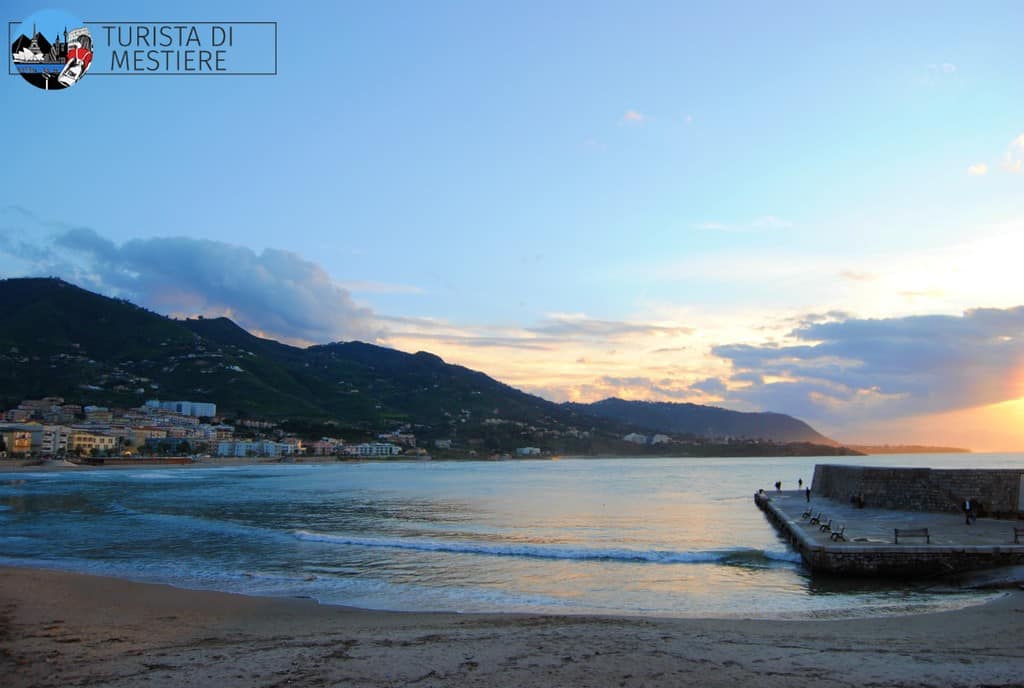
1,454,1018,618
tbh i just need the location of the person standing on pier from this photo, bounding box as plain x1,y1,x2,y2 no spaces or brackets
805,487,811,503
962,498,973,525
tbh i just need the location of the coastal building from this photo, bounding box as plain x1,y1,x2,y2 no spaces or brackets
651,434,671,445
309,438,344,456
378,431,416,447
515,447,541,456
69,431,117,454
1,429,33,456
216,439,299,458
41,425,73,455
345,442,402,457
434,439,452,449
2,408,32,423
0,423,45,453
623,433,648,444
130,426,168,446
84,406,113,423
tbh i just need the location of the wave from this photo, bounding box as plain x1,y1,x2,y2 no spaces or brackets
293,530,801,566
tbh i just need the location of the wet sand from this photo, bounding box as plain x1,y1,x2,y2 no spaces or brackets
2,566,1022,687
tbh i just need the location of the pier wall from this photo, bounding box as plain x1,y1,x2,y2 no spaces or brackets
811,465,1023,516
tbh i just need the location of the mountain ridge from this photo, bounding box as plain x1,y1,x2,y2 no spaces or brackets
0,277,852,455
564,397,837,445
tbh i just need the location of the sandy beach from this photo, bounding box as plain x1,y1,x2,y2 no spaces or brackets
1,567,1022,687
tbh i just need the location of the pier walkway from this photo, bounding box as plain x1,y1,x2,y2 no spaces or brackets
756,490,1024,576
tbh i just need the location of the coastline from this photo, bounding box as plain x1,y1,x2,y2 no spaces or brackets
2,565,1022,687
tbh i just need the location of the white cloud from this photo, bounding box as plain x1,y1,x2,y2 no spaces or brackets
1001,134,1024,174
621,109,646,125
967,163,988,176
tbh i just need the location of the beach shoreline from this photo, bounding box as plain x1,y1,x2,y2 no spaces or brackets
2,565,1022,687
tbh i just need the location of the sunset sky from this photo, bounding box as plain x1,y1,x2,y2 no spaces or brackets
3,1,1024,449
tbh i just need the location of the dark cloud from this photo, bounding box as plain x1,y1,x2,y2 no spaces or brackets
1,208,380,344
690,377,727,396
713,308,1024,422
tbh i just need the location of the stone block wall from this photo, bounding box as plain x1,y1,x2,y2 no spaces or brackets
811,464,1023,516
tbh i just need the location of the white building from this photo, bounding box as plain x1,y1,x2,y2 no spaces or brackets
345,442,402,457
623,433,648,444
216,440,297,458
515,447,541,456
41,425,73,455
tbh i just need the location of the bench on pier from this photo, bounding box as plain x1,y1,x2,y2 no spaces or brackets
894,528,929,544
830,525,847,542
801,508,812,519
808,512,824,525
819,519,833,533
1014,527,1024,544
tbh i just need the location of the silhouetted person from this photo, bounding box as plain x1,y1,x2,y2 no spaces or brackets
798,478,803,488
774,481,781,492
805,487,811,502
963,498,973,525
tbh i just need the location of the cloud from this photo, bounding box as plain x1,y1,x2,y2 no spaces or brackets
967,163,988,176
528,313,693,339
0,208,380,345
712,307,1024,424
336,280,424,295
621,109,646,125
1005,134,1024,174
690,377,727,396
684,114,694,125
839,270,874,282
694,216,793,232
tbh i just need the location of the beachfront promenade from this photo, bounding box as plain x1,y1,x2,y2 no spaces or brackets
756,490,1024,576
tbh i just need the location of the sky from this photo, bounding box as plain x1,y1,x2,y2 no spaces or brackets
3,1,1024,450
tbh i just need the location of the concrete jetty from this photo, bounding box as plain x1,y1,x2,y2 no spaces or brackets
755,490,1024,576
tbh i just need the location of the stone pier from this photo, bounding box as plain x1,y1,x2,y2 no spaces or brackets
755,489,1024,577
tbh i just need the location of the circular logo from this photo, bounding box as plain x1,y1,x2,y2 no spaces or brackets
10,9,92,91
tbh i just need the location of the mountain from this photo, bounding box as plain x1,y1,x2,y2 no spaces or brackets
0,278,599,442
564,398,837,445
0,278,854,455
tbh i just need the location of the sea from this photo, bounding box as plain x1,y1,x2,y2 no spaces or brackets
1,453,1020,619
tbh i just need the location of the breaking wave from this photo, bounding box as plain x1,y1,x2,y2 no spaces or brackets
293,530,801,566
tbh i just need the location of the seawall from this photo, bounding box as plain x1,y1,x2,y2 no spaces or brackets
811,465,1024,517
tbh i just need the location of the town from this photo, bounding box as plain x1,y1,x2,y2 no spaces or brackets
0,395,838,464
0,396,422,462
